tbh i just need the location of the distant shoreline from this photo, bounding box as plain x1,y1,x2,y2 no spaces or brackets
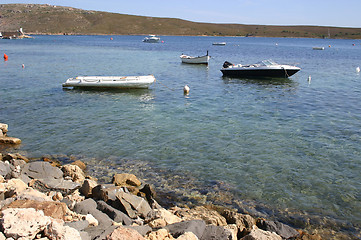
1,4,361,40
22,33,361,40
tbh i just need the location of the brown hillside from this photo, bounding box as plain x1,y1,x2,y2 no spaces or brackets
0,4,360,39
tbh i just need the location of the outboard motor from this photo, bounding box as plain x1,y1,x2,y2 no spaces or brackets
223,61,233,68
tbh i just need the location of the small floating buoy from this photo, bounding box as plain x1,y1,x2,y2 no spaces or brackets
161,41,164,43
308,75,311,84
328,45,331,48
110,37,113,40
357,67,360,73
183,85,190,95
22,64,25,68
3,53,8,61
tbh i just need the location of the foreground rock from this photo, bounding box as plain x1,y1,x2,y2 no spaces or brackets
0,152,321,239
0,123,21,144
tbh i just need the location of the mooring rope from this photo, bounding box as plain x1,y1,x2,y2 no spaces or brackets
155,79,175,91
282,67,290,78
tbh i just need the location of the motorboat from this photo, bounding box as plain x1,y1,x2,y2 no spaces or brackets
212,42,226,46
62,75,156,89
142,35,160,43
313,47,325,50
221,60,300,78
180,51,210,64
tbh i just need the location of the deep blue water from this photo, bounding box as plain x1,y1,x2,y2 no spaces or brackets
1,35,360,236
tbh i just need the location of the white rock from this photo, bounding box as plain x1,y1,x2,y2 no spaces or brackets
85,213,98,226
0,208,51,239
177,231,199,240
241,226,282,240
45,218,81,240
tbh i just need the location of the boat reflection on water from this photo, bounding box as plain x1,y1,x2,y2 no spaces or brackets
63,87,156,102
222,75,298,88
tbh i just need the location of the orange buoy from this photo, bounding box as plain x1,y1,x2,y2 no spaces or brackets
110,37,113,40
3,53,8,61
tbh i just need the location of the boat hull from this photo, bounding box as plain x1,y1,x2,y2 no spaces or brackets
62,75,156,89
221,68,300,78
180,55,210,64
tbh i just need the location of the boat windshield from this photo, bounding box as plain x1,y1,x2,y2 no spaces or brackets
259,60,277,66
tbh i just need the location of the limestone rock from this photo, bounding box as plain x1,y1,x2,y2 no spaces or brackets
113,173,142,187
73,198,113,227
127,225,152,236
86,213,99,226
0,162,11,179
224,224,238,240
97,200,132,225
42,156,62,167
222,209,255,232
0,178,28,199
0,137,21,144
107,226,145,240
71,160,87,171
0,207,51,239
148,218,168,228
44,218,82,240
0,123,8,134
173,206,227,226
92,183,124,202
115,191,152,219
139,183,156,203
176,231,199,240
2,153,29,163
16,186,53,201
256,219,300,239
80,178,98,198
199,225,233,240
165,220,206,239
21,161,63,180
29,178,81,196
4,199,69,220
157,208,182,225
62,164,85,183
146,228,174,240
241,226,282,240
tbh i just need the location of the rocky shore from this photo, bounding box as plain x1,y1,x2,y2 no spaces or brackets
0,123,347,239
0,150,325,240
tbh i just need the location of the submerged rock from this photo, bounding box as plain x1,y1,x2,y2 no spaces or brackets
113,173,142,187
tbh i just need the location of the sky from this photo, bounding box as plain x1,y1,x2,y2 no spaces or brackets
2,0,361,28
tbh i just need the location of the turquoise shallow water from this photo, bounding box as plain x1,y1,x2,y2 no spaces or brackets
1,35,360,236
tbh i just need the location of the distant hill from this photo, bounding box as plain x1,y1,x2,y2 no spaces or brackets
1,4,360,39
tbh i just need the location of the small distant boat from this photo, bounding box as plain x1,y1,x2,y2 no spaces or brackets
221,59,300,78
180,51,210,64
143,35,160,43
62,75,156,89
313,47,325,50
212,42,226,46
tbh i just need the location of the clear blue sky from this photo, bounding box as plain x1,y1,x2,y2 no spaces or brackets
2,0,361,28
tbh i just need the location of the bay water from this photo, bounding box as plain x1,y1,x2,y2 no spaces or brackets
1,35,360,237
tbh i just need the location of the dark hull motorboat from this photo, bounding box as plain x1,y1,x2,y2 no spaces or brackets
221,60,300,78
